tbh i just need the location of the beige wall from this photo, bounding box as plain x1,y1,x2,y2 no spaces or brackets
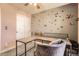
0,8,1,51
78,4,79,44
32,3,78,41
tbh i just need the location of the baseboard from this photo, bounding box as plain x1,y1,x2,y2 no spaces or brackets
0,43,22,54
0,46,16,54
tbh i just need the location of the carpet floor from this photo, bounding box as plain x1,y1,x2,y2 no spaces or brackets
0,42,79,56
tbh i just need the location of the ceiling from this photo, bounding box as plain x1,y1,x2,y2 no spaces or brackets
10,3,69,14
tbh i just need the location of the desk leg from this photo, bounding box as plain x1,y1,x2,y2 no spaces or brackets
70,45,72,56
34,40,36,48
42,40,43,43
25,43,26,56
16,41,17,56
34,40,35,56
78,47,79,56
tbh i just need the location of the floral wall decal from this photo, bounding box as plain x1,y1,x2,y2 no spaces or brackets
70,22,74,25
66,14,74,19
55,12,58,17
66,14,72,19
44,25,47,27
57,28,59,30
62,10,64,12
54,19,57,22
32,3,78,41
60,26,63,28
59,16,61,17
76,18,79,21
62,19,64,21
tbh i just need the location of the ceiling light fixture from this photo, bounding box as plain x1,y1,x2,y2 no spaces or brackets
33,3,37,6
29,3,37,6
24,3,40,9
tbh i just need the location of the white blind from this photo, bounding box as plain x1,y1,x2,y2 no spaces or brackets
16,13,31,40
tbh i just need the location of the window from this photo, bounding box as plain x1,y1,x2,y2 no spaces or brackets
16,13,31,40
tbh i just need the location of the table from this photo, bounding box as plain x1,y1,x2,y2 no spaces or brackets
16,36,72,56
16,37,35,56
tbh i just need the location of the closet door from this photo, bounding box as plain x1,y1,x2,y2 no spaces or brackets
1,5,16,51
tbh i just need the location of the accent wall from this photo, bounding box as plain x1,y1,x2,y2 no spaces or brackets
32,3,78,41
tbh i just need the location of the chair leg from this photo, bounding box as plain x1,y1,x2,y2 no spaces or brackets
48,48,51,56
34,51,36,56
66,48,69,56
64,47,68,56
34,52,35,56
77,49,78,55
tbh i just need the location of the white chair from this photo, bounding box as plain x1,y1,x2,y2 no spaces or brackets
34,39,66,56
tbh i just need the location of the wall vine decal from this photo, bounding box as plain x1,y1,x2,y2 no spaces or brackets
76,18,79,21
70,22,74,25
60,26,63,28
54,19,57,22
57,28,59,30
32,3,78,41
44,25,47,27
62,19,64,21
62,10,64,12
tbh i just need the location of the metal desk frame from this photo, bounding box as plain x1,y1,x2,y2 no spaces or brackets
16,39,35,56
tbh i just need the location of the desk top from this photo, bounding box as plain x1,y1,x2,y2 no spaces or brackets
16,36,72,45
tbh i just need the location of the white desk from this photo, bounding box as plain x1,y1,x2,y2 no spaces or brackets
32,36,72,45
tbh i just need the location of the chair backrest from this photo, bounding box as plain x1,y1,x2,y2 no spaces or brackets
70,40,78,48
35,42,51,56
35,40,66,56
50,40,66,56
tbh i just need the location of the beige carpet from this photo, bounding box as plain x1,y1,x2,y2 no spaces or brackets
0,42,34,56
0,41,79,56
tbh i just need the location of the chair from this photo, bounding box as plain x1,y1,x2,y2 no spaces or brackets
70,40,79,55
34,39,66,56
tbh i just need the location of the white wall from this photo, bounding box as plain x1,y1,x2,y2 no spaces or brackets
0,4,31,52
0,4,16,51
